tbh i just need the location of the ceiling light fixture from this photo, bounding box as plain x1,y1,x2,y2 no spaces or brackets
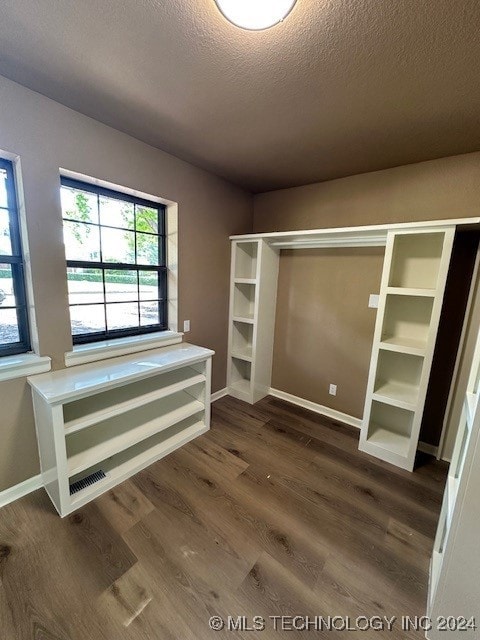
214,0,297,31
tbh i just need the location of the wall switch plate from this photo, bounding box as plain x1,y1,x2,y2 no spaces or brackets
329,384,337,396
183,320,190,332
369,294,380,309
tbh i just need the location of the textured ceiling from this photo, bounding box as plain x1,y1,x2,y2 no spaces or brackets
0,0,479,193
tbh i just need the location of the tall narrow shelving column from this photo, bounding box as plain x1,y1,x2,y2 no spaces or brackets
227,239,279,404
360,228,455,471
427,321,480,633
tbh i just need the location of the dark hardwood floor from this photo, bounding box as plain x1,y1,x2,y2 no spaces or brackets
0,395,448,639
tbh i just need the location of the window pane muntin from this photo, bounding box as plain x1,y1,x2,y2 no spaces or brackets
61,186,99,225
70,304,106,336
99,195,134,230
67,267,104,305
139,270,160,301
135,205,159,235
136,232,159,266
100,226,136,264
61,177,167,343
106,302,139,331
140,301,160,326
105,269,137,303
63,220,101,262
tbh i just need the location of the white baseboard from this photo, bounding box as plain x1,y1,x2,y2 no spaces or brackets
211,387,228,403
269,387,362,429
269,388,442,459
0,390,442,511
0,473,42,509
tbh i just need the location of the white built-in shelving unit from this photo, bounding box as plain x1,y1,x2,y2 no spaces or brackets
427,325,480,635
360,229,455,471
229,217,480,470
28,343,213,516
227,239,279,404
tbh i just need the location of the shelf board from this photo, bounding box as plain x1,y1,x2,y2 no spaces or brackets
447,474,458,527
366,425,410,457
430,549,443,602
70,418,208,508
229,378,251,402
230,379,251,393
386,286,436,297
28,342,214,405
379,336,427,356
372,381,419,410
64,370,206,435
465,392,477,430
231,218,480,247
231,349,253,363
67,392,204,478
232,315,255,325
234,278,256,285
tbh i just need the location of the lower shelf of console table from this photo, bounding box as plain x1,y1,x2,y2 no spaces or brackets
28,342,214,516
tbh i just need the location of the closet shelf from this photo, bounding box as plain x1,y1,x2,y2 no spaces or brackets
230,218,480,249
379,337,427,356
70,418,207,507
234,278,256,285
232,315,255,324
231,349,253,363
229,378,251,399
465,392,477,430
63,370,206,435
386,286,436,297
372,381,419,410
447,475,459,528
366,426,410,458
67,393,204,478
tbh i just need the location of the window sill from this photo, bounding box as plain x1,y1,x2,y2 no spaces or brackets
64,331,184,367
0,353,52,383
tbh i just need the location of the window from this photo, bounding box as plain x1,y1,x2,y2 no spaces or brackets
61,177,167,344
0,158,30,356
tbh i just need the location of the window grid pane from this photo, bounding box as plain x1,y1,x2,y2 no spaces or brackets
61,177,167,344
0,160,30,356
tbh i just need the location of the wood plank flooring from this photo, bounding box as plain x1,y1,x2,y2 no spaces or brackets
0,395,448,639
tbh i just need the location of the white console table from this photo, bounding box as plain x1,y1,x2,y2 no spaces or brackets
28,343,213,517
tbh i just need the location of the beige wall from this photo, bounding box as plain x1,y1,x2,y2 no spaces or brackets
254,152,480,232
0,75,252,492
255,152,480,423
273,248,383,418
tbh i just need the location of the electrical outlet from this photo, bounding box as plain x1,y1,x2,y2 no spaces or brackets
329,384,337,396
183,320,190,332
